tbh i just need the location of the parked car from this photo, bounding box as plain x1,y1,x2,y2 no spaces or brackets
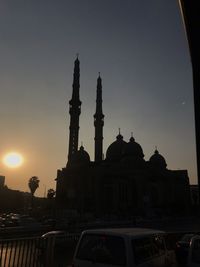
41,230,69,248
175,233,196,265
37,231,68,264
72,228,175,267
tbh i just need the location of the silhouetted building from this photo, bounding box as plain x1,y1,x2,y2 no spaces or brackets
55,58,191,218
0,177,26,212
0,176,47,214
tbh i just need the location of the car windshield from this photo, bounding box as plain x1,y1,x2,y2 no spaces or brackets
76,234,126,266
132,235,165,265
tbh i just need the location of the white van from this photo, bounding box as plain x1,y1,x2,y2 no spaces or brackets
72,228,174,267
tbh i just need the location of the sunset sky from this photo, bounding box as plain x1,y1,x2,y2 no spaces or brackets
0,0,196,197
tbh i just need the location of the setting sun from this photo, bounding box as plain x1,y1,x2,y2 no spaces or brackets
3,152,24,168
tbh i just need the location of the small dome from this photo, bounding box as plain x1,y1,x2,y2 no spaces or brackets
123,136,144,159
106,133,127,161
72,146,90,164
149,149,167,169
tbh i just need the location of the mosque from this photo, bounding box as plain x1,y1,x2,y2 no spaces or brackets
55,57,191,218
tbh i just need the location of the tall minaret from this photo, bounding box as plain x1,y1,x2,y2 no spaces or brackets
94,74,104,162
67,56,82,164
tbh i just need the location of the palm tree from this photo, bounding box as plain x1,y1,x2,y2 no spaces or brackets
47,188,56,217
47,188,56,199
28,176,40,208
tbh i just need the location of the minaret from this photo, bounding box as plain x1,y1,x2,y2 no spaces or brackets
67,56,82,164
94,73,104,162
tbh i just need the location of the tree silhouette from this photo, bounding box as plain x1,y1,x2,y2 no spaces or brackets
47,188,56,199
47,188,56,217
28,176,39,208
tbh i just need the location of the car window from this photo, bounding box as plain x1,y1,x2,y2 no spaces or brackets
132,235,165,265
76,234,126,266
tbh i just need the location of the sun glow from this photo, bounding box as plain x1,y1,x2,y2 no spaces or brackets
3,152,24,168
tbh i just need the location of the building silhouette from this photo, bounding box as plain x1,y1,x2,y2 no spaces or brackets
55,58,190,218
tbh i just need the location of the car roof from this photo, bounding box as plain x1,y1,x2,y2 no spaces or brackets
81,228,165,237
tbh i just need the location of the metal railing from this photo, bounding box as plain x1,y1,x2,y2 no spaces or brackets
0,236,54,267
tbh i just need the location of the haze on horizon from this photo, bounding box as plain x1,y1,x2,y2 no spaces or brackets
0,0,196,197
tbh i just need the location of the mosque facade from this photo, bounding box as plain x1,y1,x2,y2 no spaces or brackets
55,58,191,218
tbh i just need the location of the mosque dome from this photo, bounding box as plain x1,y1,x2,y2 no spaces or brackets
149,149,167,169
106,133,127,161
72,145,90,164
123,136,144,159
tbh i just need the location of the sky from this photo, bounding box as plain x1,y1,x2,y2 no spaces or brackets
0,0,196,197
